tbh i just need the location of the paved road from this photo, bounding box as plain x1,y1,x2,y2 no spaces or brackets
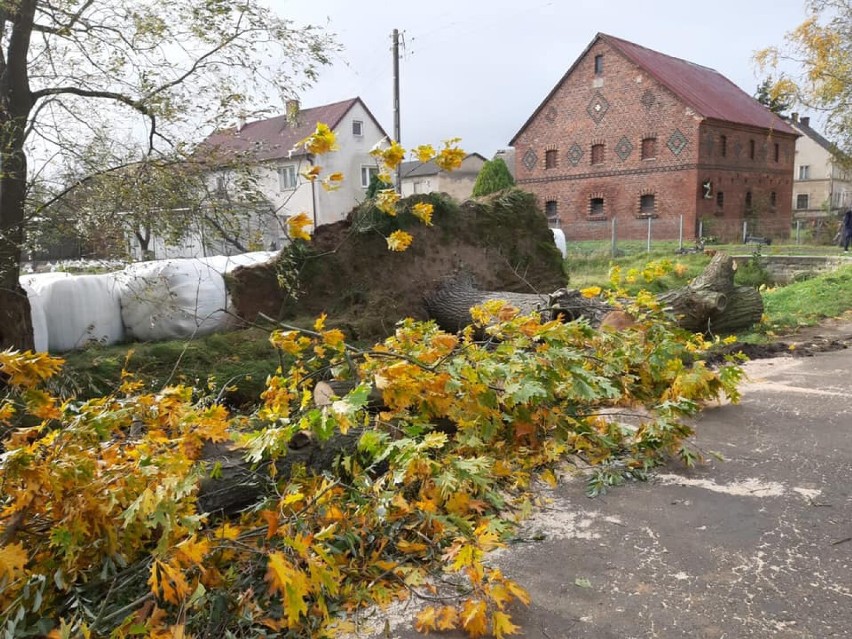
357,348,852,638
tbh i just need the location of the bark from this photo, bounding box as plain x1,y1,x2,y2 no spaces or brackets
0,0,37,350
424,273,612,332
425,253,762,335
197,430,363,516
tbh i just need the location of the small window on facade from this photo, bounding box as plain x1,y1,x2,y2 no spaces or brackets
720,135,727,157
594,54,603,76
716,191,724,208
545,200,558,223
745,191,753,209
798,165,810,180
796,193,809,210
770,191,777,207
641,137,656,160
590,197,604,216
545,149,558,169
749,139,756,160
352,120,364,136
591,144,605,165
774,143,780,162
361,165,379,188
278,165,297,191
639,194,655,214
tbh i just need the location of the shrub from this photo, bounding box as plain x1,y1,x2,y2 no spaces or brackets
472,158,515,196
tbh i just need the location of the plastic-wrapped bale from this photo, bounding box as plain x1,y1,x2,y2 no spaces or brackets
119,253,277,341
35,273,125,352
20,272,73,352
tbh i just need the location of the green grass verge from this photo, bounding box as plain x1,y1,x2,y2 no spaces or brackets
57,327,282,406
761,265,852,331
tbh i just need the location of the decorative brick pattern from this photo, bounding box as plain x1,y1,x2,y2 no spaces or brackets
667,129,688,156
522,149,538,171
566,143,583,166
615,136,633,161
545,106,557,123
641,89,656,109
586,92,609,123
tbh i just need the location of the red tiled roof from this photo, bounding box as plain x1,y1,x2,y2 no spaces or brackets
198,97,386,164
600,34,797,135
511,34,797,145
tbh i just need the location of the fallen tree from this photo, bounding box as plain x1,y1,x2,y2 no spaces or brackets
425,252,763,334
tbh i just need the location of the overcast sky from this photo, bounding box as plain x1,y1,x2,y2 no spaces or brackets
272,0,809,158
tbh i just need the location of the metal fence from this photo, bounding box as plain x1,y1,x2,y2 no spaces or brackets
559,215,847,258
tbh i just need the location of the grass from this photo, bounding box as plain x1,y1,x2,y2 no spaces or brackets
57,327,282,406
761,264,852,331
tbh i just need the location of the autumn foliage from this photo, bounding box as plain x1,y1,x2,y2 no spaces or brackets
0,288,743,637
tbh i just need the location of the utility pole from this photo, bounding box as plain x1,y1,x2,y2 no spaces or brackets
393,28,401,193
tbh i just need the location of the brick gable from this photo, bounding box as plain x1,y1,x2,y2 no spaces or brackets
511,35,796,241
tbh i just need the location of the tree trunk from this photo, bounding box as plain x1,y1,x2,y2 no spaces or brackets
197,430,363,516
0,0,38,351
425,253,762,335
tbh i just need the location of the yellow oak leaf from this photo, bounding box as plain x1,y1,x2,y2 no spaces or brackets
492,611,521,639
413,144,436,163
436,605,459,630
387,230,413,252
0,542,27,578
396,539,429,554
414,606,438,633
297,123,338,155
411,202,434,226
460,599,488,638
265,552,310,626
287,212,313,241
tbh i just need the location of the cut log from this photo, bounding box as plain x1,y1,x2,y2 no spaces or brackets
197,430,363,516
424,274,612,332
424,253,763,335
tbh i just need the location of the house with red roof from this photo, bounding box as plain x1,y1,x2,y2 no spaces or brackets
198,97,390,245
510,33,798,242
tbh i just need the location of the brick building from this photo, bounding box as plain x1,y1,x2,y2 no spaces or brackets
510,33,798,242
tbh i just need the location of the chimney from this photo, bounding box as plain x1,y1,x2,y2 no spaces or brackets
791,112,799,122
800,116,810,126
286,99,300,124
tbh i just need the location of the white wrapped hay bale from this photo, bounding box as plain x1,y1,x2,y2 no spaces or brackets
20,272,72,352
21,273,125,352
119,252,276,341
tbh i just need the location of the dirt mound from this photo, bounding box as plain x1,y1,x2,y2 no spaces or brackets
228,190,567,340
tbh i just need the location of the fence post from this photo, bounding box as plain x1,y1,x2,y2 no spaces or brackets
678,215,683,251
647,216,652,253
698,219,703,240
796,220,801,246
611,217,617,258
742,220,748,243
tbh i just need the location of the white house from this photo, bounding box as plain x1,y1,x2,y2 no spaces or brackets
197,97,390,243
787,114,852,219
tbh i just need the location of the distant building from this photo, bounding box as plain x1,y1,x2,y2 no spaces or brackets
510,33,798,241
198,97,390,243
786,114,852,219
399,153,487,201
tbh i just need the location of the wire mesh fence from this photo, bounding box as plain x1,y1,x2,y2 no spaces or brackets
558,214,848,258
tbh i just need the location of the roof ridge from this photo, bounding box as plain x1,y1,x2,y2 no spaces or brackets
598,33,718,74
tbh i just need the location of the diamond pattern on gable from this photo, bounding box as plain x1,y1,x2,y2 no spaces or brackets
667,129,688,156
615,136,633,161
545,106,557,123
522,149,538,171
641,89,656,109
566,143,583,166
586,93,609,123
